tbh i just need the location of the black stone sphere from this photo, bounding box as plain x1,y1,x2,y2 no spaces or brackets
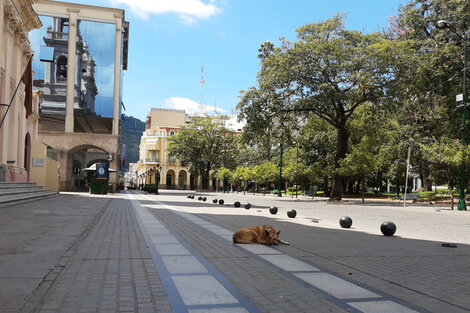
187,195,191,199
202,197,207,201
287,209,297,218
234,201,241,208
212,199,218,204
339,216,352,228
198,196,202,201
381,221,397,236
190,195,194,199
218,199,224,205
245,203,251,210
269,206,278,215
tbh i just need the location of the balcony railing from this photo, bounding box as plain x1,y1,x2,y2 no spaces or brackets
142,158,159,163
56,77,67,84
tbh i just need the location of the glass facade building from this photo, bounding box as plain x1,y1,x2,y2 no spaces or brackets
28,0,129,192
29,1,128,134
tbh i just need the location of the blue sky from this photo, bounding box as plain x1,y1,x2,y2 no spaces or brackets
63,0,406,122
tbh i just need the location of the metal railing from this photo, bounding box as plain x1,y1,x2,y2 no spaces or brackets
142,158,159,163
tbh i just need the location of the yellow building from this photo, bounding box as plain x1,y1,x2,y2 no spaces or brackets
137,108,201,190
137,108,198,190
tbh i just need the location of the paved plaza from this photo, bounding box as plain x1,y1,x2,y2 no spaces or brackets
0,190,469,313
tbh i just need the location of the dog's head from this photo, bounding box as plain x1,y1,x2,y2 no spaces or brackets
264,225,280,246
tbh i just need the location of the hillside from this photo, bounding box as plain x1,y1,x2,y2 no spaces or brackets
121,115,145,171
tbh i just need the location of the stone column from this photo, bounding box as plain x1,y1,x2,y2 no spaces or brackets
1,19,13,163
0,0,4,71
112,15,123,135
65,10,79,133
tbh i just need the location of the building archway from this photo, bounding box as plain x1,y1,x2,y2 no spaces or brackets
178,170,187,190
67,145,112,191
190,174,199,190
166,169,175,189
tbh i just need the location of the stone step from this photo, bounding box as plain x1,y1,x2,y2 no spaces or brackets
0,186,49,196
0,186,44,195
0,182,57,208
0,182,37,189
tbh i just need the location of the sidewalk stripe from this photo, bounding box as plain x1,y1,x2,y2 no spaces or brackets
142,197,430,313
129,194,263,313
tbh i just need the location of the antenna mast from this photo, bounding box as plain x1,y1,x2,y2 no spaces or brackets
199,65,204,116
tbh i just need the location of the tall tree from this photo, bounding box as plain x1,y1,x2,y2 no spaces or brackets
239,15,404,200
167,116,238,190
387,0,470,191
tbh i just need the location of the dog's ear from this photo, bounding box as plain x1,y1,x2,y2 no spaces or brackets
277,230,281,236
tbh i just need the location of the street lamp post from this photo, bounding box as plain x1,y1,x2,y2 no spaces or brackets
293,141,300,199
154,165,162,195
278,143,283,197
437,19,468,211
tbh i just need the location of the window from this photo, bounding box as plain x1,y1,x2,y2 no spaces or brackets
78,19,116,117
56,55,67,78
169,130,175,136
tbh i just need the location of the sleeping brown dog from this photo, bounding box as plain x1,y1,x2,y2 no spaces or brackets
232,225,289,245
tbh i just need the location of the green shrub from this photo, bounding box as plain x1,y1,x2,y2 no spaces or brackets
144,184,156,193
418,191,436,200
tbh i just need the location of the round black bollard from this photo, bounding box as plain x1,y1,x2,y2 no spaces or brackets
202,197,207,201
269,206,278,215
190,195,194,199
245,203,251,210
219,199,224,205
212,199,218,204
234,201,241,208
380,221,397,236
287,209,297,218
187,195,191,199
198,196,202,201
339,216,352,228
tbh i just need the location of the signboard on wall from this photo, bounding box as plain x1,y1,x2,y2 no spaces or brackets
32,158,44,167
96,163,108,179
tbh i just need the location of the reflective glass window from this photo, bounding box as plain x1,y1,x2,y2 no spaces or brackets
29,15,69,130
78,20,116,118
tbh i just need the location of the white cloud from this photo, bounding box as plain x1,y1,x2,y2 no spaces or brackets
225,114,245,131
110,0,222,24
162,97,226,115
163,97,200,114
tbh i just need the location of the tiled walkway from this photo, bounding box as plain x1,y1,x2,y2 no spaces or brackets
3,190,468,313
131,194,262,313
133,193,426,313
28,197,173,313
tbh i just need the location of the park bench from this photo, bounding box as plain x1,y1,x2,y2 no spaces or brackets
399,194,420,203
302,186,318,198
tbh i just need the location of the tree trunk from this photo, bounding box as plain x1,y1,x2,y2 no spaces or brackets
330,122,349,201
422,174,431,192
449,179,455,210
361,176,365,203
377,171,383,192
201,169,210,190
354,178,361,194
323,176,329,197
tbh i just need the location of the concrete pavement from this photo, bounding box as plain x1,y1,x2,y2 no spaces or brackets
0,189,469,312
